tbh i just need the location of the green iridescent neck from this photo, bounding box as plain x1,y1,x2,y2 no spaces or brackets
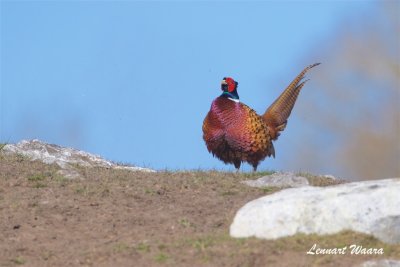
221,91,239,100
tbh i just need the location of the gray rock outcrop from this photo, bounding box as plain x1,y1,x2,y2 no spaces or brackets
242,172,310,188
3,139,155,178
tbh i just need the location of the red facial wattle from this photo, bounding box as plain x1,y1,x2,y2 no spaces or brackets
224,77,236,92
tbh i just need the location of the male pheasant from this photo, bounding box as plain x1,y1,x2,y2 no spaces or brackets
202,63,320,171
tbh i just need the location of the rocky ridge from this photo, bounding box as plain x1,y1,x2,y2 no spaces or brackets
2,139,154,179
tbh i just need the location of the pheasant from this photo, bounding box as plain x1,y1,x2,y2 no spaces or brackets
202,63,320,171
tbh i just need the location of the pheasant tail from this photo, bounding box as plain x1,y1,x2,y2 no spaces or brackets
262,63,320,140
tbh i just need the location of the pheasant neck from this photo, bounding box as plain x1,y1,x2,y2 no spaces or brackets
221,91,240,103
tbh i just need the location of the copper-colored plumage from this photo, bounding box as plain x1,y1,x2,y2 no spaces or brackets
202,63,320,171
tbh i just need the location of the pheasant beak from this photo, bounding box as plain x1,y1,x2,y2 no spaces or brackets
221,80,227,86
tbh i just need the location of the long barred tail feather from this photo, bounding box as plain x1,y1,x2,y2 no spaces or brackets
262,63,320,140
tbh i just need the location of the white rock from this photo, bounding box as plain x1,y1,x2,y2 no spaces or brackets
358,259,400,267
323,174,337,180
3,139,155,178
230,178,400,244
242,172,310,188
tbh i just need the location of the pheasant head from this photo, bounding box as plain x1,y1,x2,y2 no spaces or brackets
221,77,239,101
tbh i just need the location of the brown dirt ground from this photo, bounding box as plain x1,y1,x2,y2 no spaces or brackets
1,153,399,267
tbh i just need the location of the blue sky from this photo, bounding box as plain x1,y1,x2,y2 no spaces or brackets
1,1,377,172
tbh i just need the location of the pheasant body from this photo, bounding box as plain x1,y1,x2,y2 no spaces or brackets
202,63,319,171
203,97,274,170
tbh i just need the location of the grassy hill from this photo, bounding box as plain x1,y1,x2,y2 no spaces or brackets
1,152,399,266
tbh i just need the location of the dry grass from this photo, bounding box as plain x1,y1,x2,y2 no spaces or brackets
297,172,347,187
0,153,398,267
